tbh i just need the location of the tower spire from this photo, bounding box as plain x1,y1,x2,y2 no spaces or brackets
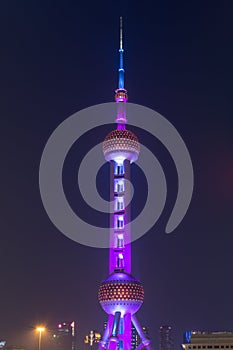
115,17,128,127
118,16,124,89
120,16,123,50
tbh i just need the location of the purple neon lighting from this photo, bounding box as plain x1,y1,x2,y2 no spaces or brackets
98,17,150,350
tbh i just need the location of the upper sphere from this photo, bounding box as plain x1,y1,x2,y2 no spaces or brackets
103,129,140,163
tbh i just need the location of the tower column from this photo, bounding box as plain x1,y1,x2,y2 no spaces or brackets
109,160,115,274
123,159,131,273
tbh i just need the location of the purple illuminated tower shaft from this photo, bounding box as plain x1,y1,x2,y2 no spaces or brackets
109,158,131,274
98,18,150,350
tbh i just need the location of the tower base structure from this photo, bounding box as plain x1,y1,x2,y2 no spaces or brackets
98,313,151,350
98,273,151,350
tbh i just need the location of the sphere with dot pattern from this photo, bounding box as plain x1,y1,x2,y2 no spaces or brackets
98,272,144,316
103,129,140,163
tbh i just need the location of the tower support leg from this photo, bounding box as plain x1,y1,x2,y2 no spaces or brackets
108,312,121,350
123,313,131,350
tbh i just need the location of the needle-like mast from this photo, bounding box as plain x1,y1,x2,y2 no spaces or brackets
115,17,128,126
118,16,124,89
120,16,123,50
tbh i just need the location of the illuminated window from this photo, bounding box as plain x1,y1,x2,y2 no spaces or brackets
117,234,124,248
118,182,124,192
116,216,124,229
114,179,124,193
114,197,124,211
117,197,124,211
115,163,124,175
117,253,124,268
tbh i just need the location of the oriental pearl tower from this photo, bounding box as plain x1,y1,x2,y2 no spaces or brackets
98,18,151,350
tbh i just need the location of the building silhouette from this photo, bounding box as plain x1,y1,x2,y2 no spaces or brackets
182,331,233,350
132,326,149,350
159,326,174,350
52,322,77,350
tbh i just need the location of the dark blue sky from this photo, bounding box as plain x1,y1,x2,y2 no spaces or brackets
0,1,233,350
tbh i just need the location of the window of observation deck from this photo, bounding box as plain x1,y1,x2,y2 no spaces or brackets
117,234,124,248
114,197,124,211
117,253,124,268
114,163,124,175
114,179,124,193
115,216,124,229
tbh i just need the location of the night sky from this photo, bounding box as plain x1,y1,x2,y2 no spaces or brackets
1,1,233,350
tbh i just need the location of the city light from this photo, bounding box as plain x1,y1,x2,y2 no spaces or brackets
36,327,45,333
36,326,45,350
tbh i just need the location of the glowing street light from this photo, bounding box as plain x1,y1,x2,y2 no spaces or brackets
36,326,45,350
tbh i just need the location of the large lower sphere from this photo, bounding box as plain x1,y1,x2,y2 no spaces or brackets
98,272,144,316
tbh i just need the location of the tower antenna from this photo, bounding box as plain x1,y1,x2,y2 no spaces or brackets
120,16,123,50
115,17,128,127
118,16,124,89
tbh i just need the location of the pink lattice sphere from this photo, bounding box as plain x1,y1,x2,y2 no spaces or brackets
103,129,140,163
98,272,144,316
